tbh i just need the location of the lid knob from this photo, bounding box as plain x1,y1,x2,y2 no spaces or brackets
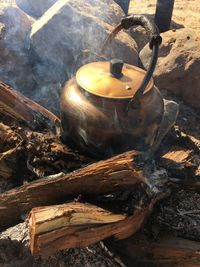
110,59,124,78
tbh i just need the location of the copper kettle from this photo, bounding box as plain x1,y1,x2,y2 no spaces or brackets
60,15,163,158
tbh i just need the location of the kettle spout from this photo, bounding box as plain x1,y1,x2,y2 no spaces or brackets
101,23,123,54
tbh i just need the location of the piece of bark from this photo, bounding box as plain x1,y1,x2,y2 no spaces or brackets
29,195,164,256
112,234,200,267
0,150,147,231
0,81,60,133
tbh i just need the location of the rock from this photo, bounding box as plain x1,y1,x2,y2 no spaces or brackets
140,28,200,109
128,15,157,51
0,7,35,96
16,0,58,18
130,26,149,51
30,0,138,86
0,6,34,50
66,0,124,25
29,0,138,114
16,0,125,22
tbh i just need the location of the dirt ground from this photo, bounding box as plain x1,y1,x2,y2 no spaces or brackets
130,0,200,32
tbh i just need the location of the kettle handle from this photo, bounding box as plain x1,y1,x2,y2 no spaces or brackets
104,15,162,112
121,15,162,112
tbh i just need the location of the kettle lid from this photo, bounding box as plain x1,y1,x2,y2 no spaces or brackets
76,60,154,99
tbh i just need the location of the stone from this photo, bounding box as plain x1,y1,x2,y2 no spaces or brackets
140,28,200,109
15,0,125,22
30,0,138,87
29,0,137,115
130,26,149,51
0,7,35,96
66,0,125,25
128,14,166,51
16,0,58,18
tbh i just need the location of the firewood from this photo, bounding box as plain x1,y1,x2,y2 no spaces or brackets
1,140,199,232
159,146,200,189
111,234,200,267
0,222,123,267
0,150,148,231
29,202,126,255
29,195,164,256
0,81,60,133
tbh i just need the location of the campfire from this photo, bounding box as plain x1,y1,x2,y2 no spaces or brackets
0,0,200,266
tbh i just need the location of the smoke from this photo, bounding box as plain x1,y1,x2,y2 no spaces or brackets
27,0,131,115
0,0,137,117
0,5,36,96
0,0,143,158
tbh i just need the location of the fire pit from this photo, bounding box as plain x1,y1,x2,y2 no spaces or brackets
0,1,200,267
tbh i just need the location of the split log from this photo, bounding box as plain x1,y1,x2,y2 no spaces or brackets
29,202,126,255
0,81,60,133
111,234,200,267
29,195,164,256
0,150,147,231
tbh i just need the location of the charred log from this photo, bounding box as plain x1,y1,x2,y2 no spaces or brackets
0,81,60,133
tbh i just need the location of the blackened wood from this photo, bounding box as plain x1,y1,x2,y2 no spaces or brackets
0,81,60,133
112,234,200,267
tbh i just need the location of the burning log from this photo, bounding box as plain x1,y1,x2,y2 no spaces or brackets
29,195,164,256
0,150,149,231
0,81,60,133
